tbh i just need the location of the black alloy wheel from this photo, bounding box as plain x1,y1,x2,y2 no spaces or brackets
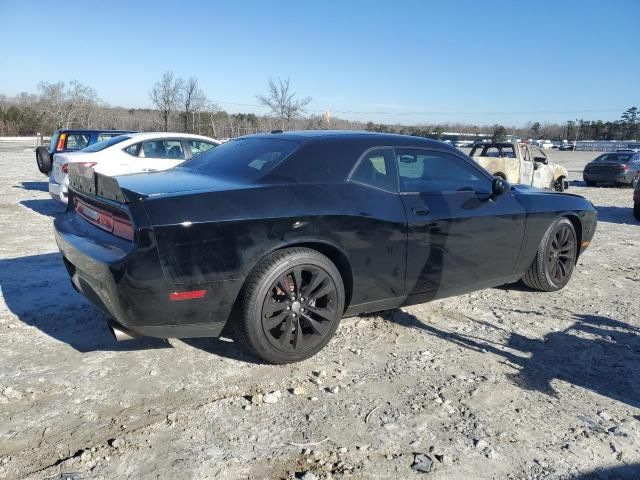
546,223,576,286
522,217,577,292
261,265,338,354
235,247,344,364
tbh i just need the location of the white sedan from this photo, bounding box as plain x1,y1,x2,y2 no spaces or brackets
49,132,221,203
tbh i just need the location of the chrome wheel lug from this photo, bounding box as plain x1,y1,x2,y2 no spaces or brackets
301,297,305,302
292,313,297,318
286,306,291,310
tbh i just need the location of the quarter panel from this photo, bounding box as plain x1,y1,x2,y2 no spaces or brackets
144,183,408,307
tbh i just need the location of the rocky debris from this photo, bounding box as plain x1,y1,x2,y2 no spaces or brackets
263,390,282,404
300,472,317,480
108,438,124,449
292,386,305,395
411,453,434,473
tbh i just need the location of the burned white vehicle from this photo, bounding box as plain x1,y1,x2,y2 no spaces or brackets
469,142,569,191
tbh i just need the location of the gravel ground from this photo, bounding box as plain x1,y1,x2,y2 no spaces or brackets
0,142,639,480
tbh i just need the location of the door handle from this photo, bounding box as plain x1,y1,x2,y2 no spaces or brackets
411,207,430,216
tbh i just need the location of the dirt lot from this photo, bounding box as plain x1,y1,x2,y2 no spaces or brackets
0,142,639,480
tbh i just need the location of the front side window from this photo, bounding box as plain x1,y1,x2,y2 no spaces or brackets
350,148,397,191
187,140,217,156
396,149,490,193
141,140,186,159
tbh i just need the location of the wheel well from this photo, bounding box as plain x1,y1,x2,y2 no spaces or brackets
565,214,583,259
282,242,353,310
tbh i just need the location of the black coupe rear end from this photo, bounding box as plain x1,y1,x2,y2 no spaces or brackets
55,131,597,363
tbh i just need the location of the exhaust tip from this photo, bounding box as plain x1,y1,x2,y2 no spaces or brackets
108,321,138,342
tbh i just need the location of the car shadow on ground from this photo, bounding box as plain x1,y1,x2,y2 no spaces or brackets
15,181,49,192
569,464,640,480
0,252,262,361
0,252,169,353
595,205,638,225
382,308,640,410
20,199,66,218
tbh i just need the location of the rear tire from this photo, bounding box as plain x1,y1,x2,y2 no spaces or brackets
36,146,52,175
522,218,577,292
631,173,639,189
234,247,345,364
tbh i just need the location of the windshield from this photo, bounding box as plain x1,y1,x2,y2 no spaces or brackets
596,153,633,163
178,137,299,181
81,135,130,153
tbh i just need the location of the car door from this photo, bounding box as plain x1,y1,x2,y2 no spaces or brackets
530,146,554,188
396,147,527,301
519,144,534,185
134,139,187,173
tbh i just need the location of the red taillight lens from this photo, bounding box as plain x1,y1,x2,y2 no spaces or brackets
74,197,134,241
56,133,66,151
622,164,630,171
169,290,207,301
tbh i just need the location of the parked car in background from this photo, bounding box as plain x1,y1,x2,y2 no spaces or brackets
469,142,569,191
54,131,596,364
36,129,134,175
49,132,220,203
634,181,640,220
582,152,640,187
559,142,575,151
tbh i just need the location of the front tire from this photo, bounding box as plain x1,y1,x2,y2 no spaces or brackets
235,247,345,364
522,218,577,292
554,176,566,192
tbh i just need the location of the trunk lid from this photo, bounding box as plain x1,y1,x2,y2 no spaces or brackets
68,166,244,204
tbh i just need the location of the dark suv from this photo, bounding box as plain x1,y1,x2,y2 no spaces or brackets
36,129,134,175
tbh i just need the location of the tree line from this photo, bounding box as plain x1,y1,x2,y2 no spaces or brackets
0,75,637,143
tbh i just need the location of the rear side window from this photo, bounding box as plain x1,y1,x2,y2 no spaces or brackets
180,137,298,181
65,134,90,151
82,135,130,152
97,133,124,142
350,148,397,192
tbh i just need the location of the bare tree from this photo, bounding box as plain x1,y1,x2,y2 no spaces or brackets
181,77,207,132
37,80,99,129
257,77,311,130
149,71,183,131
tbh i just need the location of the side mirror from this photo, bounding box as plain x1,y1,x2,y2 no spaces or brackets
534,156,549,165
492,177,508,197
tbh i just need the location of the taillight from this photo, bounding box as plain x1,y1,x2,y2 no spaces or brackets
56,133,67,151
61,162,97,174
622,164,630,171
74,197,134,241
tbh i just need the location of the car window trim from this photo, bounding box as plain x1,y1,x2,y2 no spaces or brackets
346,146,399,194
393,146,495,195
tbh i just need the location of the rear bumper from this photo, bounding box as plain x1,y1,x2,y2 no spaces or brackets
49,176,68,203
583,172,631,184
54,211,236,339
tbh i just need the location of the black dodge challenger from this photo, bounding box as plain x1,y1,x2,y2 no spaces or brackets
55,131,597,363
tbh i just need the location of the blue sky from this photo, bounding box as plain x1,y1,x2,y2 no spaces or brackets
0,0,638,126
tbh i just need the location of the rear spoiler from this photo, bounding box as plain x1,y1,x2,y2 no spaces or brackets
68,164,146,203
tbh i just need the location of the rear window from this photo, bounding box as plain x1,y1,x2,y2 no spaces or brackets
596,154,633,163
82,135,130,153
179,137,298,181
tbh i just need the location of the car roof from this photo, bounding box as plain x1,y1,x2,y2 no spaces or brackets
243,130,452,149
123,132,220,142
55,129,134,134
472,142,518,148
